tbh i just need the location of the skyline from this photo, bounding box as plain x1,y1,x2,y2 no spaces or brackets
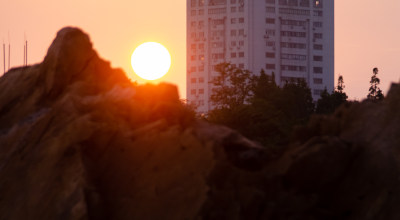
0,0,399,100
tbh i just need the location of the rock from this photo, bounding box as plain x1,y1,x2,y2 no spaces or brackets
0,27,266,220
1,27,400,220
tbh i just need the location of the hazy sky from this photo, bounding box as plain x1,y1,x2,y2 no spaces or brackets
0,0,399,100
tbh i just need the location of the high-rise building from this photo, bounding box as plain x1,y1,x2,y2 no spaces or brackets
187,0,334,113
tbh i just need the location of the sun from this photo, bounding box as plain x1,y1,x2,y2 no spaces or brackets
131,42,171,80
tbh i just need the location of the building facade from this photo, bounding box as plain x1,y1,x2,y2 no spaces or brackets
187,0,334,113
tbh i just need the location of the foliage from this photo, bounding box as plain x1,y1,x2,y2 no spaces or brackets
316,75,348,114
209,63,252,110
367,67,384,101
207,66,315,147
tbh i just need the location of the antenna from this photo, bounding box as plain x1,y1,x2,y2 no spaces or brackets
8,32,10,71
23,44,25,66
25,40,28,66
8,43,10,71
3,41,5,74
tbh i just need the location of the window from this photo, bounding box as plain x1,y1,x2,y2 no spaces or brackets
190,21,196,28
199,43,204,49
199,9,204,15
239,40,244,46
314,33,323,39
281,65,306,72
199,0,205,6
314,0,322,8
199,77,204,83
266,64,275,69
313,78,323,84
231,7,236,13
191,89,197,95
231,0,236,3
231,18,237,24
266,7,275,13
266,0,276,4
231,53,237,58
212,53,225,59
239,18,245,23
212,42,224,48
266,52,275,58
191,44,196,49
288,0,298,6
199,21,204,27
281,31,306,38
231,30,237,36
199,89,204,94
266,41,275,47
191,10,196,15
313,56,323,61
191,78,197,83
199,32,205,38
281,19,306,26
266,18,275,24
279,8,310,16
313,10,323,16
279,0,287,5
190,66,196,72
191,0,196,7
313,22,322,28
191,55,196,61
208,8,227,14
313,44,323,50
313,67,323,73
210,0,228,5
281,53,306,60
300,0,309,7
239,52,245,57
314,89,323,96
239,63,245,68
213,19,224,25
266,29,275,36
199,55,205,61
239,29,245,36
199,65,204,71
239,5,244,12
231,41,236,46
281,42,306,49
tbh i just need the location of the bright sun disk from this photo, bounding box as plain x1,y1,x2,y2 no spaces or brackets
131,42,171,80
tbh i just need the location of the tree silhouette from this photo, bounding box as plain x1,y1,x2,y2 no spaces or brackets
209,63,252,110
316,75,348,114
337,75,345,93
367,67,384,101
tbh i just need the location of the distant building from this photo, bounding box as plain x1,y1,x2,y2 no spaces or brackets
187,0,334,113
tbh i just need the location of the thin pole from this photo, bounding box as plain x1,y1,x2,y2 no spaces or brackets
25,41,27,66
3,43,5,74
8,44,10,71
23,44,25,66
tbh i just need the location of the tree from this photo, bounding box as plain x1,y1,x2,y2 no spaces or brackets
316,75,348,114
367,67,384,101
337,75,345,93
209,63,252,110
208,65,316,147
279,79,315,124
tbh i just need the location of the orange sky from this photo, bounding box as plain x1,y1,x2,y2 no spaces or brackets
0,0,399,100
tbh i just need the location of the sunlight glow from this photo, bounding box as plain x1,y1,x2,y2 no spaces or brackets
131,42,171,80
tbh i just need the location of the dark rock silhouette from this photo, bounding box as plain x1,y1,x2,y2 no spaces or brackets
0,27,400,219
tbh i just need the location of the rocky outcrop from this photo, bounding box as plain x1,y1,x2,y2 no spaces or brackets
1,27,400,220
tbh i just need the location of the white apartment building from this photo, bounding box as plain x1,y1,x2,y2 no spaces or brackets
187,0,334,113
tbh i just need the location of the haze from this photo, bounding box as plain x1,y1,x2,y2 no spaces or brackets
0,0,399,100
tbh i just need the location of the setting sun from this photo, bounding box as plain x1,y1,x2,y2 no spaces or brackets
131,42,171,80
